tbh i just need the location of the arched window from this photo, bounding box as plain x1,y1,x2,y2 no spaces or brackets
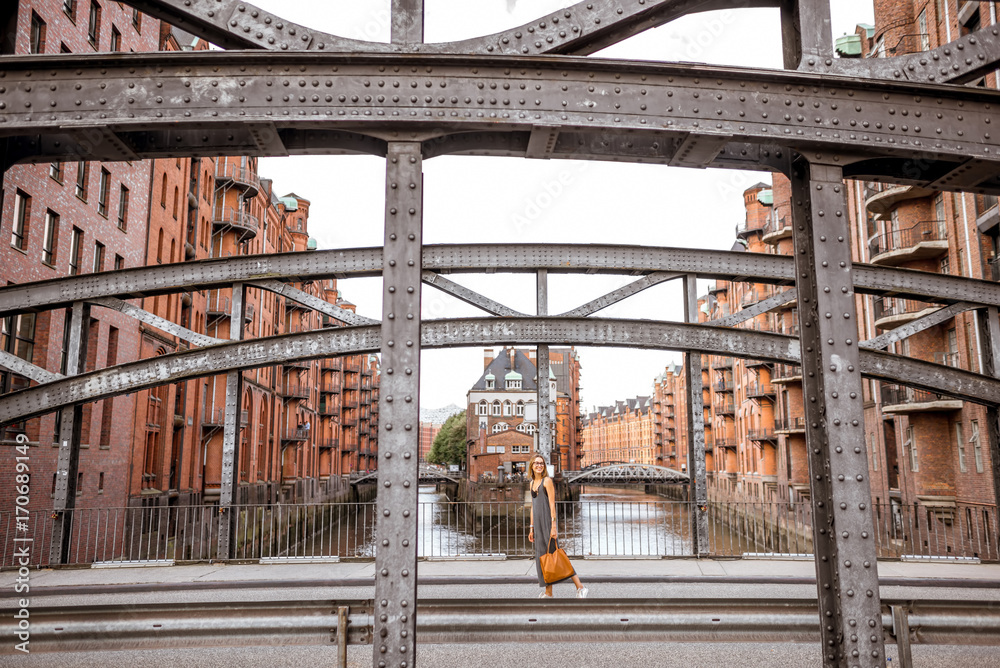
156,228,164,263
172,186,179,219
491,401,501,416
477,400,488,416
515,401,524,416
160,173,167,207
503,400,512,416
524,423,536,435
492,422,508,433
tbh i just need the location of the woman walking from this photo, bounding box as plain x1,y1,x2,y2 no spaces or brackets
528,454,588,598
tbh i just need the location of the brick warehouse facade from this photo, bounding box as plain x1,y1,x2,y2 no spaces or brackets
465,347,581,480
0,2,379,523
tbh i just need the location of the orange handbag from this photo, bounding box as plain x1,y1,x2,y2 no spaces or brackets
540,538,574,584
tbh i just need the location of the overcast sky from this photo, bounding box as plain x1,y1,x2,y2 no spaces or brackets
254,1,876,413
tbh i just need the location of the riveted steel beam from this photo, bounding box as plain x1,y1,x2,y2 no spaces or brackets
49,301,89,566
247,279,379,326
790,157,884,668
88,297,223,347
392,0,424,46
859,302,974,351
420,271,524,317
374,142,423,666
6,245,1000,318
537,270,552,466
5,317,996,431
559,271,683,317
2,53,1000,177
706,288,797,328
805,24,1000,85
0,350,63,384
683,275,709,555
977,306,1000,548
218,284,246,559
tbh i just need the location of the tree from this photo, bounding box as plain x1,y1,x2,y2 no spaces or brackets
427,410,467,467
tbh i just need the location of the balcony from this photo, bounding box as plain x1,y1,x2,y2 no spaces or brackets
283,359,310,370
746,383,775,400
280,382,310,400
775,417,806,434
321,377,342,394
714,380,734,393
200,408,248,429
715,439,737,449
873,296,941,330
746,359,773,369
711,357,733,370
282,427,310,443
341,440,359,452
708,281,728,296
714,401,735,415
935,351,961,368
318,401,338,415
762,216,792,244
976,195,999,234
215,161,261,196
771,364,801,384
864,183,933,218
748,429,777,442
318,437,339,449
880,384,962,414
736,219,766,238
321,357,343,371
212,206,259,242
206,291,230,319
868,220,948,266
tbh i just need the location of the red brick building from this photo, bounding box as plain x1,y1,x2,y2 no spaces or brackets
0,3,379,525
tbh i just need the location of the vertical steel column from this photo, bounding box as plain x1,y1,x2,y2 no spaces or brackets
976,306,1000,540
391,0,424,45
373,142,423,668
682,275,709,555
790,156,885,668
780,0,833,69
217,283,246,559
49,301,91,565
537,269,552,467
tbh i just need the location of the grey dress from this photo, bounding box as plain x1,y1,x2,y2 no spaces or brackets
531,479,575,586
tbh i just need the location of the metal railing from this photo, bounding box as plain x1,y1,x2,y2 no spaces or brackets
868,220,946,259
775,417,806,432
872,296,937,322
2,499,995,567
214,161,261,193
880,384,957,407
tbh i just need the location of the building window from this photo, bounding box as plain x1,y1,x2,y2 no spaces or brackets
64,0,77,21
905,426,918,472
515,401,524,416
492,422,508,433
485,377,494,390
132,9,141,32
88,1,101,48
918,9,930,52
117,185,129,231
69,227,84,276
524,423,536,435
49,162,63,183
30,12,46,54
503,400,512,416
42,211,59,266
477,400,487,416
869,433,878,472
966,320,978,374
98,168,110,217
75,161,89,201
2,313,36,363
113,254,124,271
93,241,105,273
971,420,983,473
172,186,179,219
110,25,121,52
956,422,967,473
10,190,30,251
491,401,501,416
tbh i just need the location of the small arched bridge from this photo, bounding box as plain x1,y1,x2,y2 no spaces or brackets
563,464,689,485
350,466,463,486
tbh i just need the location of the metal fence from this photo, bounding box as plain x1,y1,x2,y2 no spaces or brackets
3,499,996,568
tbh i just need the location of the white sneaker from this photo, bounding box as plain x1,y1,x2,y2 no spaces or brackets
538,591,553,598
576,587,589,599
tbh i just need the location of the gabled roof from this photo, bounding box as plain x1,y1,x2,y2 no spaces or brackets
470,348,538,391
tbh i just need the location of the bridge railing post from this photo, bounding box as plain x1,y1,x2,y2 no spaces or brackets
372,141,423,667
48,300,90,566
683,275,709,556
218,282,246,560
790,155,885,668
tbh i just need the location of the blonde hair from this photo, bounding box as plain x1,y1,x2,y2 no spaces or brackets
528,455,548,482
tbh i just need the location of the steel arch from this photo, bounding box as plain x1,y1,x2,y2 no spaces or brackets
563,463,688,484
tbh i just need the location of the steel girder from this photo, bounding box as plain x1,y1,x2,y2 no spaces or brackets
3,317,998,426
5,244,1000,316
1,52,1000,194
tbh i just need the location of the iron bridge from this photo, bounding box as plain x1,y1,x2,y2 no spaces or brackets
3,1,1000,667
350,466,462,486
563,464,689,485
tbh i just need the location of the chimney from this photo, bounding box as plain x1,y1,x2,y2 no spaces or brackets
484,348,494,370
509,347,516,372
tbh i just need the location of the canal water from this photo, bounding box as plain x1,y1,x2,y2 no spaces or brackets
302,485,793,558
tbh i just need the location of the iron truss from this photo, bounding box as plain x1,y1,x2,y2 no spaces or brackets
350,466,463,486
3,1,1000,667
563,463,689,484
